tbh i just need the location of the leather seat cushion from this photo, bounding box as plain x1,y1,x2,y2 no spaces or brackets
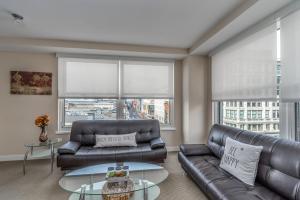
58,143,167,169
179,153,285,200
76,143,166,161
178,153,231,190
76,143,151,155
207,178,285,200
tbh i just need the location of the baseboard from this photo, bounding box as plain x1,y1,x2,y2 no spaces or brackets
167,146,179,152
0,154,50,162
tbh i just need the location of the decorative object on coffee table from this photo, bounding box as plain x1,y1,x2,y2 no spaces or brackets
35,114,50,142
102,164,133,200
102,179,134,200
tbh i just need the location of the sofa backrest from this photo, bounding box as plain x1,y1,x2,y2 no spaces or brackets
70,119,161,146
208,124,300,200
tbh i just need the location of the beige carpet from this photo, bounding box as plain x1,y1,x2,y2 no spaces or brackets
0,152,208,200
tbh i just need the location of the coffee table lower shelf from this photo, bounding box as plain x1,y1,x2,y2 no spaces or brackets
68,185,160,200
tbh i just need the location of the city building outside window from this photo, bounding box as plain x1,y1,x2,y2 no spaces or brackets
61,98,173,129
221,101,280,137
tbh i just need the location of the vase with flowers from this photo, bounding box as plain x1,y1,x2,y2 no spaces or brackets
35,114,50,143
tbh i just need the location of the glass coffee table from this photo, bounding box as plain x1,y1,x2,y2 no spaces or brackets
59,162,169,200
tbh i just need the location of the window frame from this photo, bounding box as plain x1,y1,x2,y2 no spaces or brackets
57,57,176,133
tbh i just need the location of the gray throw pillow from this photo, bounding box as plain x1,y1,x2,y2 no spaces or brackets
220,137,263,186
94,132,137,147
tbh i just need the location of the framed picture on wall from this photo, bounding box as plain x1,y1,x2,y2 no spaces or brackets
10,71,52,95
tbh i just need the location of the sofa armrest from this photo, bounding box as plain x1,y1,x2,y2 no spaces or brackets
58,141,80,155
179,144,212,156
150,137,166,149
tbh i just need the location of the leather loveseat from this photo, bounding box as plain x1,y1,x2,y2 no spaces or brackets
57,120,167,170
178,124,300,200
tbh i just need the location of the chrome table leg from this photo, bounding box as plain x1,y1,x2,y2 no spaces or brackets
23,149,30,175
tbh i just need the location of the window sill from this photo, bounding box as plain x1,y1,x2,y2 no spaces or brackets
56,130,70,135
161,127,176,131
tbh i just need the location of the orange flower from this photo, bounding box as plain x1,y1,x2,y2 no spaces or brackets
35,115,50,127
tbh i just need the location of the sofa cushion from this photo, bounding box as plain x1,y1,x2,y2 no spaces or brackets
70,120,161,146
207,125,243,158
94,132,137,147
57,143,167,169
150,137,165,149
178,152,231,190
58,141,80,154
220,137,263,186
180,144,212,156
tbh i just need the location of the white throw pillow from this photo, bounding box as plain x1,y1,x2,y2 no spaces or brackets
94,132,137,148
220,137,263,186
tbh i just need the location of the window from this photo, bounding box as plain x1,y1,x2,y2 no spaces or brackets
58,56,175,131
252,110,257,119
123,99,171,124
62,98,172,128
258,111,262,119
212,24,282,137
265,101,269,107
240,110,244,119
239,101,243,107
221,101,280,136
247,111,251,119
272,110,276,118
63,99,118,127
226,110,230,119
265,110,270,119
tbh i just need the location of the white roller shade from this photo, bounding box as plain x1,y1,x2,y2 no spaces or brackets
211,25,277,101
121,61,174,98
281,9,300,101
58,58,119,98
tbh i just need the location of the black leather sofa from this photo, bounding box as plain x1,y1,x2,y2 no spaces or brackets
178,124,300,200
57,120,167,170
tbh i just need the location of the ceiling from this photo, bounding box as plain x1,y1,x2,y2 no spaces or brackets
0,0,295,56
0,0,245,48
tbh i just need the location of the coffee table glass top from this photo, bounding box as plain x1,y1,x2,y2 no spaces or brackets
59,162,169,195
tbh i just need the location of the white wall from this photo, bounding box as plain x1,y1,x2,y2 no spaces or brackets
182,55,210,144
0,51,183,158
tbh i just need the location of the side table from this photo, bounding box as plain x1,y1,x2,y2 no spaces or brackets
23,138,63,175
